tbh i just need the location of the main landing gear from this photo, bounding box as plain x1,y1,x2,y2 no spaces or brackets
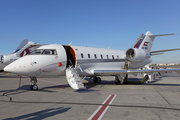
115,74,128,85
30,77,38,90
115,76,122,84
93,76,101,83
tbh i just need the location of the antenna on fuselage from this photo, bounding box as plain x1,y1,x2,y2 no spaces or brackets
69,42,72,46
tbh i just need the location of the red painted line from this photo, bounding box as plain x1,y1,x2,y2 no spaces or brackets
38,79,64,85
88,91,117,120
91,94,115,120
96,91,112,95
42,69,57,73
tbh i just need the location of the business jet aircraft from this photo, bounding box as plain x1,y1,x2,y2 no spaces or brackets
4,31,180,90
0,39,41,70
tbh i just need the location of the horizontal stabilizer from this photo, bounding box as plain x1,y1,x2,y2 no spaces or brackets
150,53,164,56
148,33,177,38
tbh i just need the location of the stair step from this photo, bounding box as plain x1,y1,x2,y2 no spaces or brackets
66,67,86,90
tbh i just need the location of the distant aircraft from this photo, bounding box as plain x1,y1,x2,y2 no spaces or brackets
4,31,180,90
0,39,41,70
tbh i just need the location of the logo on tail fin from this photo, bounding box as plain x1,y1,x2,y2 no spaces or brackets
20,45,37,57
143,42,149,46
133,35,146,48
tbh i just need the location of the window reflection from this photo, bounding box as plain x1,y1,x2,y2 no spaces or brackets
29,49,57,55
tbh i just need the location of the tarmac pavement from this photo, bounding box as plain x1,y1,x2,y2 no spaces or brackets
1,72,180,120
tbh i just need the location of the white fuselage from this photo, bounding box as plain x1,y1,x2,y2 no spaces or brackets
4,44,152,77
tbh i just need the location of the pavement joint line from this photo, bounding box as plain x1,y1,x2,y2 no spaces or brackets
1,100,180,111
155,89,171,106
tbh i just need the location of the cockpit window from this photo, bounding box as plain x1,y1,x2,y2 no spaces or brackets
30,49,42,55
29,49,57,55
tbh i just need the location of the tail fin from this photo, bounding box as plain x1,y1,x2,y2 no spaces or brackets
12,39,28,54
133,31,177,54
15,41,41,57
133,33,144,48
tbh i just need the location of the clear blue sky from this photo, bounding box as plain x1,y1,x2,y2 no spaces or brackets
0,0,180,64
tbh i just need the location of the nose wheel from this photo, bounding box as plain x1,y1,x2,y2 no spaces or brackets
30,77,38,90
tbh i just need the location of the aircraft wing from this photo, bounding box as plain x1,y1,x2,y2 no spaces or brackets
93,69,180,76
150,48,180,56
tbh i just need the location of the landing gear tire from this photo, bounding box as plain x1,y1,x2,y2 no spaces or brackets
30,77,38,90
115,76,120,84
115,80,120,84
93,77,101,83
30,84,38,90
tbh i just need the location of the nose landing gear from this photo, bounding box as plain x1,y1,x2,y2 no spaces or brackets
30,77,38,90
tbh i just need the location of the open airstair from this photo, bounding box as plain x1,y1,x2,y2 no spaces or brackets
65,60,86,90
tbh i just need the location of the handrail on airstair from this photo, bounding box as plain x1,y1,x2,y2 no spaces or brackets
69,60,80,78
69,60,86,79
66,60,86,89
76,60,86,78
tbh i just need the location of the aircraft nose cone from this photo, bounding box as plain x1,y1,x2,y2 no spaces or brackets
4,63,16,73
4,65,10,72
4,57,26,74
4,55,37,76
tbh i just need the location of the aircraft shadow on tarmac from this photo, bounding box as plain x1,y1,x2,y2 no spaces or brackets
2,107,71,120
1,76,180,96
0,75,21,78
84,77,180,88
0,85,71,99
39,84,70,92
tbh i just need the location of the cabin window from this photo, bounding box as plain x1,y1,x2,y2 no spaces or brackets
106,55,109,59
117,55,119,59
100,54,103,59
88,54,91,58
112,55,114,59
81,53,84,58
94,54,97,59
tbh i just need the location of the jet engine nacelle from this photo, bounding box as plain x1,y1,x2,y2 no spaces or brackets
126,48,150,62
0,55,18,65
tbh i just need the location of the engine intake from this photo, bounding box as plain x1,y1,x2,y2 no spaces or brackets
0,55,18,65
126,48,150,62
0,56,4,64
